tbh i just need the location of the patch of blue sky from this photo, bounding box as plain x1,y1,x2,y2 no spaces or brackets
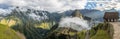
87,0,112,2
85,2,97,9
0,4,11,9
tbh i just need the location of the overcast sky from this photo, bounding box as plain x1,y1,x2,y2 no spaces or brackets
0,0,120,12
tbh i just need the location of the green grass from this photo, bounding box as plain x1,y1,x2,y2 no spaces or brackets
0,24,20,39
77,30,86,39
89,23,113,39
35,22,51,29
90,30,111,39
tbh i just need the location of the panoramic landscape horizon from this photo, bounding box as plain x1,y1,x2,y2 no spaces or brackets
0,0,120,39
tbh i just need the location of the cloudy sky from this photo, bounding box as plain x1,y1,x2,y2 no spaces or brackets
0,0,120,12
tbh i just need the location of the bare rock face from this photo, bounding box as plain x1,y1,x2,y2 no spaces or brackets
71,10,83,19
71,10,91,21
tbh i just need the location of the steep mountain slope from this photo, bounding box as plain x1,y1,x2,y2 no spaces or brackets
0,24,21,39
0,7,59,39
0,7,116,39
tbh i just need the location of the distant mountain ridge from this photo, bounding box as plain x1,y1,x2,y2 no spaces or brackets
1,7,119,22
62,9,105,21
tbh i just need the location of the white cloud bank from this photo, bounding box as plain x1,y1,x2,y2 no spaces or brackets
0,0,120,12
91,0,120,11
59,17,90,31
0,0,87,12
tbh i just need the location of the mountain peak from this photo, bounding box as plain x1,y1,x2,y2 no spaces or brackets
71,10,83,19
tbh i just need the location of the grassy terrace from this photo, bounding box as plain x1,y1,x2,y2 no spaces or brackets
46,22,114,39
90,23,114,39
78,23,114,39
0,24,20,39
91,30,110,39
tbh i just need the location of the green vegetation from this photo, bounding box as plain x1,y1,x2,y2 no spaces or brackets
0,24,20,39
0,19,17,27
77,31,86,39
89,23,114,39
11,22,50,39
35,22,53,29
0,8,59,39
0,9,114,39
46,23,114,39
91,30,110,39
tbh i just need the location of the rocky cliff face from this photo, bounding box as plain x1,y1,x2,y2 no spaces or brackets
71,10,83,19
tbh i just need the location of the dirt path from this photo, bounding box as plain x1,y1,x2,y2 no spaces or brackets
85,30,90,39
110,22,120,39
16,31,26,39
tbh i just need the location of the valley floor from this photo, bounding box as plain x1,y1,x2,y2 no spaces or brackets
110,22,120,39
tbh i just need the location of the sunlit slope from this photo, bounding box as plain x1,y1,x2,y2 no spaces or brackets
0,19,16,27
0,24,20,39
35,22,55,29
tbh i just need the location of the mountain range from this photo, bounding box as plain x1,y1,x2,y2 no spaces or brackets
0,7,119,39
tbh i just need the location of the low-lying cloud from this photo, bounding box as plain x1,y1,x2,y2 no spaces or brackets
59,17,90,31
